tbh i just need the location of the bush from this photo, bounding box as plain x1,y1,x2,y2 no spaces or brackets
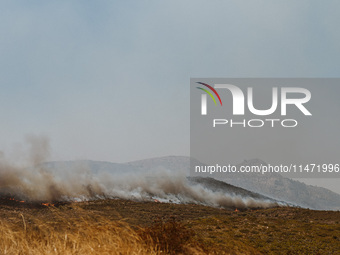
139,216,200,255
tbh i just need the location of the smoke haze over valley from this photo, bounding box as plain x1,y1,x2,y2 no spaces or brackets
0,136,339,210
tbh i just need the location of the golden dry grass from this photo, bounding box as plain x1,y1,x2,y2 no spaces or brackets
0,206,159,255
0,199,339,255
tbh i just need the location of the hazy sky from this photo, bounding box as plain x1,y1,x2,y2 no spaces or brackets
0,1,339,163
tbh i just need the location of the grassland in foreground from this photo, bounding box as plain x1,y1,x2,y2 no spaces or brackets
0,198,339,254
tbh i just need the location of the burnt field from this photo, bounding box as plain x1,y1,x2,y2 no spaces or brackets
0,198,339,254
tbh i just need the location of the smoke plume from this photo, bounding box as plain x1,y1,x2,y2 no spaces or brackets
0,136,281,209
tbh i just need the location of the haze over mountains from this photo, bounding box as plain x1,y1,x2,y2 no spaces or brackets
45,156,340,210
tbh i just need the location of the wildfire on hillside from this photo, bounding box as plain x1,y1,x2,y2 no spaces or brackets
41,203,55,207
0,196,66,208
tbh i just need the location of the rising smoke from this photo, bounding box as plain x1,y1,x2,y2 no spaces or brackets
0,136,280,209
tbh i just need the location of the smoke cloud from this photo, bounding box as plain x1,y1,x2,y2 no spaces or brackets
0,136,281,209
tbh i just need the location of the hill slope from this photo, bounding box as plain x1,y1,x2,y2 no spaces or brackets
44,157,340,210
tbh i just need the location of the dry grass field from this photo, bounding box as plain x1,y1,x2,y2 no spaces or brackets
0,198,339,254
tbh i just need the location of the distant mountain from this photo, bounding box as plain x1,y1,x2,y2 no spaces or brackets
126,156,191,172
44,156,340,210
43,159,284,209
46,160,140,174
124,156,340,210
212,159,340,210
188,176,282,203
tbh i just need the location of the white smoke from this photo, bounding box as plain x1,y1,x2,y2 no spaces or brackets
0,136,281,209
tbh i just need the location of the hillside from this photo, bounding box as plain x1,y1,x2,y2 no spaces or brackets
126,156,340,210
43,156,340,210
221,159,340,210
0,198,339,254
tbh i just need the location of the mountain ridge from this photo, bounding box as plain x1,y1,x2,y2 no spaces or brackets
44,156,340,210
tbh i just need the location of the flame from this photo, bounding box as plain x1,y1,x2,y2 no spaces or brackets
234,208,239,212
42,203,55,207
7,198,26,203
3,197,57,206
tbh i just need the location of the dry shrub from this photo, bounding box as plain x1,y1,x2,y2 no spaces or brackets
0,206,158,255
139,216,204,255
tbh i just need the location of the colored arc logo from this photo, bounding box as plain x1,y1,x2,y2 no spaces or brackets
196,82,222,106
